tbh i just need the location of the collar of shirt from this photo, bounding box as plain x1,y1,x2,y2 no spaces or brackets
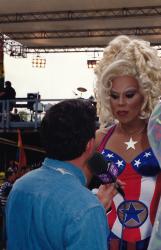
42,157,87,186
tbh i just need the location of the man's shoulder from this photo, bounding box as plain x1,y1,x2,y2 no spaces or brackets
63,184,104,216
10,166,103,211
11,168,41,190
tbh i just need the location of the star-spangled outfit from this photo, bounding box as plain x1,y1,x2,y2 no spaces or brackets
97,126,161,250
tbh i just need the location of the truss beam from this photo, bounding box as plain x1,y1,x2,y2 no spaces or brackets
3,45,104,54
5,26,161,40
1,6,161,23
3,40,161,55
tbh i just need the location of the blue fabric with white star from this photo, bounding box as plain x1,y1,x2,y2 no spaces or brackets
102,148,160,177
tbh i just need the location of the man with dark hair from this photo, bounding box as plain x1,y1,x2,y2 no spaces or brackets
6,99,117,250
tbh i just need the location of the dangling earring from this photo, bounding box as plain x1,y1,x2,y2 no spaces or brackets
140,110,146,118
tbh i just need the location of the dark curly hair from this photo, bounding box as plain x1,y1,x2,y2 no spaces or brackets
40,99,96,160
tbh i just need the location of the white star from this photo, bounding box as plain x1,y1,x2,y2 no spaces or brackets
116,160,124,167
144,152,151,157
134,159,141,167
107,153,114,158
124,137,138,150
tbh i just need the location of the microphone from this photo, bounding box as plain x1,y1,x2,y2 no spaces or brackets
88,152,125,197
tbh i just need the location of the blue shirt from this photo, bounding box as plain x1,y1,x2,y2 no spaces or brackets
6,158,109,250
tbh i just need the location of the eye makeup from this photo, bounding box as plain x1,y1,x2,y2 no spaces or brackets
110,89,138,99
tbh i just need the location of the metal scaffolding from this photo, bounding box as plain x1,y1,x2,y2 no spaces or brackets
5,26,161,40
1,5,161,54
0,5,161,23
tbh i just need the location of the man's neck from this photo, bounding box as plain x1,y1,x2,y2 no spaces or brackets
68,157,93,186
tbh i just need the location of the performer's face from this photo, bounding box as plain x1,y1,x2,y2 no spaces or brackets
109,75,144,124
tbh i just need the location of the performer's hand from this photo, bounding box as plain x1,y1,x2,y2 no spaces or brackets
96,180,126,212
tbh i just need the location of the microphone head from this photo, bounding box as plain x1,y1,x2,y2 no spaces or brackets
88,152,110,174
88,152,118,183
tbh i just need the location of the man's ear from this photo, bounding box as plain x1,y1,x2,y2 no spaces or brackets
86,137,95,156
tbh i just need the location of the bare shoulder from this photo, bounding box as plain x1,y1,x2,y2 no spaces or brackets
95,127,109,149
95,124,116,148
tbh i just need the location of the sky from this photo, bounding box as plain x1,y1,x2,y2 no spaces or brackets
4,52,99,100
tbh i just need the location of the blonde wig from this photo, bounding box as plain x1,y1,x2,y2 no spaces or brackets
95,35,161,127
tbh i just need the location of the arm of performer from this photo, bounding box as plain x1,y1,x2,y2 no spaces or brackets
96,179,126,212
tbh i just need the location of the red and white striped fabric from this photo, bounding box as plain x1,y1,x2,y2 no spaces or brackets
97,126,161,249
107,162,161,242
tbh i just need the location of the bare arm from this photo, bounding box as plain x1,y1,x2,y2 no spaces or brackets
96,180,126,211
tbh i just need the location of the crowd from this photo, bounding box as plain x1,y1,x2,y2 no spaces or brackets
0,160,42,249
0,35,161,250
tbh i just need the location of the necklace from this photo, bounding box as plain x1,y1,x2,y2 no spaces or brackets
118,124,146,151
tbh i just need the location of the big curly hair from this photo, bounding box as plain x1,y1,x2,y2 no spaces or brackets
95,35,161,126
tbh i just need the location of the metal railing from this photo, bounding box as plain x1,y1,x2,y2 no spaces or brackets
0,98,63,131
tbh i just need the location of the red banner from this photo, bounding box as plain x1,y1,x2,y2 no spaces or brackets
17,129,27,168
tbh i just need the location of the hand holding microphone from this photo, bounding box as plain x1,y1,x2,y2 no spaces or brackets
88,152,125,198
96,183,119,212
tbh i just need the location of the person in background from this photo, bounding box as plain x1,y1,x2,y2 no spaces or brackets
10,108,21,122
0,83,5,120
0,167,16,210
0,167,16,249
4,81,16,111
93,35,161,250
6,99,120,250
